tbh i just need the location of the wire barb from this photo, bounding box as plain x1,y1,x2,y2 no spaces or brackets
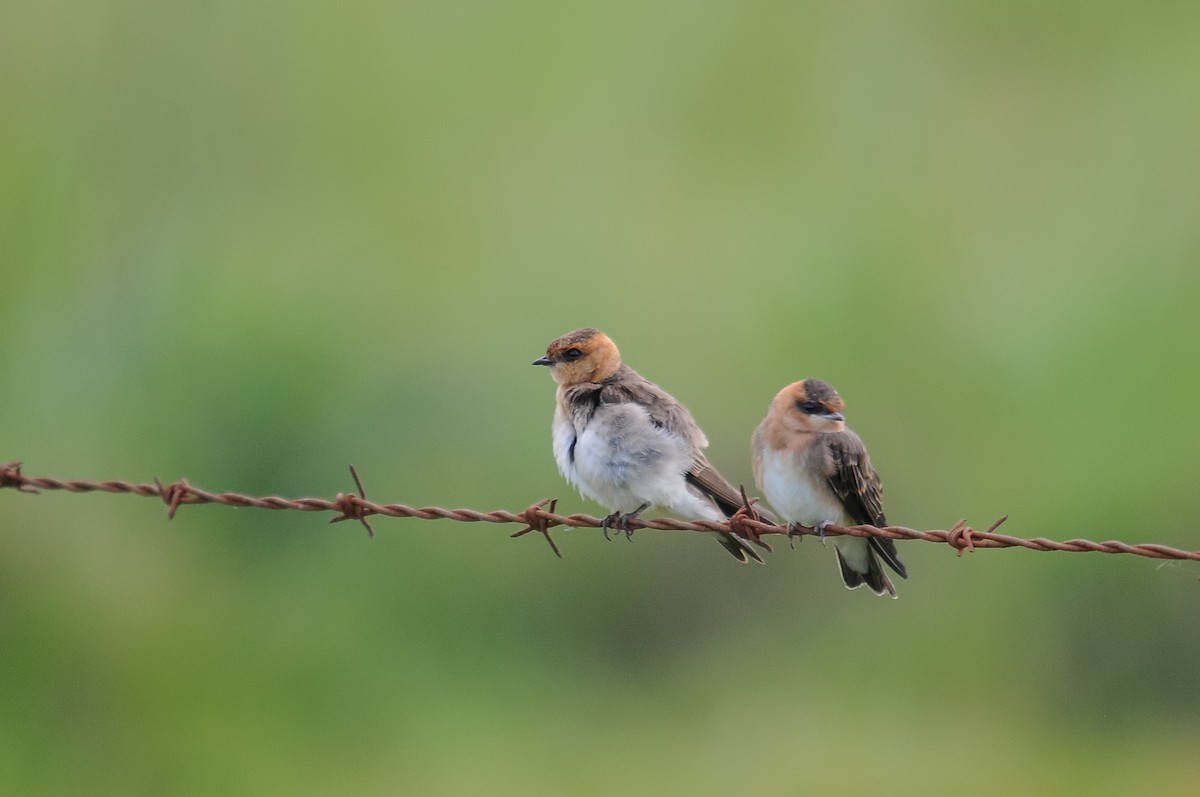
328,464,376,537
0,462,39,494
3,462,1199,564
728,484,774,554
948,514,1010,555
155,477,200,520
947,519,975,556
511,498,562,558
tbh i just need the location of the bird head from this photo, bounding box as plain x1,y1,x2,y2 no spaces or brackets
773,378,847,433
533,327,622,386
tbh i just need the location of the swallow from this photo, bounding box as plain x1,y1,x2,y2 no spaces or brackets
533,327,765,562
752,378,907,597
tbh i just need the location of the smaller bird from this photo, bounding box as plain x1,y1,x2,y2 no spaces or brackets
533,327,766,562
752,378,907,597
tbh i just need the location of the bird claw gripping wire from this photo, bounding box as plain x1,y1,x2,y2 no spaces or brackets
599,503,649,542
511,498,562,558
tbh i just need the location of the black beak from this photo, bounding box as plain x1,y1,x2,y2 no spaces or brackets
825,412,845,422
532,356,553,366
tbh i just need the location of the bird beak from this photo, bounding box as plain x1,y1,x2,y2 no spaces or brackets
532,356,553,366
825,412,845,422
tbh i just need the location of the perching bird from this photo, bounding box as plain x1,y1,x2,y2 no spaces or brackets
752,378,907,596
533,327,765,562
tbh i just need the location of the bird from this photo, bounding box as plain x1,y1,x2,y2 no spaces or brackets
533,327,766,562
752,378,907,597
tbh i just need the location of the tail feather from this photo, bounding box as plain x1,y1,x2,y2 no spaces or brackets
714,531,765,564
835,546,898,599
681,475,771,564
869,536,907,579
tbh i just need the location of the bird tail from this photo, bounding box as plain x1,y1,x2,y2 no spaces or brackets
681,470,771,564
834,537,905,598
714,531,765,564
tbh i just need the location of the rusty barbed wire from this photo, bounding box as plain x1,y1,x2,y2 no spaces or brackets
2,460,1199,563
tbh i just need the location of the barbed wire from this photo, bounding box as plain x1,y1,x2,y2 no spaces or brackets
3,460,1198,563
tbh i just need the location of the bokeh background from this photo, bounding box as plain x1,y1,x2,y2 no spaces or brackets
3,2,1199,794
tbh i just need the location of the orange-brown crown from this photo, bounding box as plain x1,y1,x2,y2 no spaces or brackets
532,327,622,386
770,378,847,434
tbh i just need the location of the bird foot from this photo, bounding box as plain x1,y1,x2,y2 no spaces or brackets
787,520,806,552
600,503,649,541
600,511,620,541
786,521,831,548
620,503,649,540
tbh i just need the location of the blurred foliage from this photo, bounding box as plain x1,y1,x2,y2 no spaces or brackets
3,1,1199,794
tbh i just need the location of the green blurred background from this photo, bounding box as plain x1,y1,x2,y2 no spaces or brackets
3,2,1199,794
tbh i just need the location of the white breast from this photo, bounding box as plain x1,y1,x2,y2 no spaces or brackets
552,397,693,514
759,447,847,527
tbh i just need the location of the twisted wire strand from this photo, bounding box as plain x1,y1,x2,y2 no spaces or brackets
3,461,1198,562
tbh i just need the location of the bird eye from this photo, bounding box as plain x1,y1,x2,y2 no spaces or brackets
796,400,822,414
563,348,583,361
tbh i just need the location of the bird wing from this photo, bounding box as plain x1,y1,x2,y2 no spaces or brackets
825,429,906,578
825,429,885,527
597,365,707,448
685,452,749,518
599,366,773,523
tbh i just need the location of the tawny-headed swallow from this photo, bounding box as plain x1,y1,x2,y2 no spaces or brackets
533,327,764,562
752,378,907,596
